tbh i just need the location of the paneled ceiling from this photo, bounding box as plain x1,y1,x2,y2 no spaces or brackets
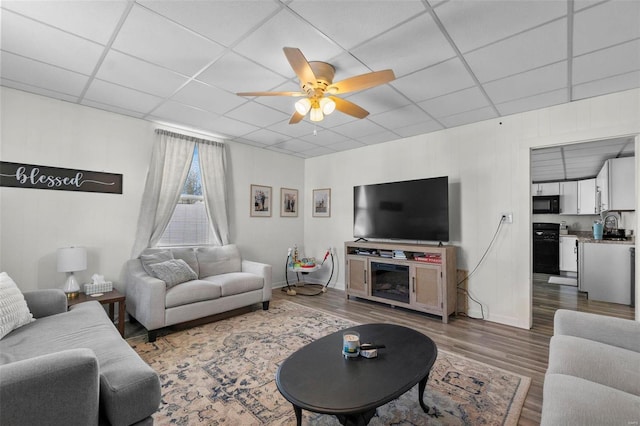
2,0,639,158
531,136,635,182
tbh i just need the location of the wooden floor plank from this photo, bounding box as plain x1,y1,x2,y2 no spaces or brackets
273,280,635,425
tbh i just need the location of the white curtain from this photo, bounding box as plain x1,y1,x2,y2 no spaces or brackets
131,131,195,258
199,141,230,246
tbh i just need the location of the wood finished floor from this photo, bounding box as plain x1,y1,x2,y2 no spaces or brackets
272,281,635,426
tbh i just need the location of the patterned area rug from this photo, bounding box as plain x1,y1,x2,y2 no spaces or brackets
129,300,530,425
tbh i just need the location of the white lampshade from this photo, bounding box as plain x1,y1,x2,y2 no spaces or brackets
57,247,87,273
309,107,324,122
294,98,311,115
320,97,336,115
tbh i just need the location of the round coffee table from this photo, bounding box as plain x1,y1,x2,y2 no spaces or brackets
276,323,437,426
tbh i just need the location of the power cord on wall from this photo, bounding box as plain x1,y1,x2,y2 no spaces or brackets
457,215,507,320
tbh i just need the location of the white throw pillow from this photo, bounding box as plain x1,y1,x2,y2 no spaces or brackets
148,259,198,288
0,272,35,340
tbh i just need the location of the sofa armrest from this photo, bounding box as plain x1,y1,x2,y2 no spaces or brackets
124,259,167,331
242,259,272,302
0,348,100,426
23,289,67,318
554,309,640,353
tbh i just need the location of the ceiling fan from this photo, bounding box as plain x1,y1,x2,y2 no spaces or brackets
236,47,396,124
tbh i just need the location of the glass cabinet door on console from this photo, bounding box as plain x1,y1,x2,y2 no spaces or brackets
346,256,368,298
412,264,442,312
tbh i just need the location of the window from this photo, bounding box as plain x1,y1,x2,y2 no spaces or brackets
158,146,214,246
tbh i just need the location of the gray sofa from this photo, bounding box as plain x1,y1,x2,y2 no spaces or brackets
0,289,161,426
541,309,640,425
124,244,272,342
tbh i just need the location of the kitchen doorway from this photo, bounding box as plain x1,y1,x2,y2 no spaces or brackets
530,136,637,324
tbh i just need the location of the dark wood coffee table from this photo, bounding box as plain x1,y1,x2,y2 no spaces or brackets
276,323,437,426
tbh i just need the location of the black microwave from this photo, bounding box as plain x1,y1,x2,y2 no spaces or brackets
533,195,560,214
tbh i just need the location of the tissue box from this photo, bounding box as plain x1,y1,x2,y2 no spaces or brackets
84,281,113,295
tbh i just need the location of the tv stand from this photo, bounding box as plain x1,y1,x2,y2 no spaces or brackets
344,241,457,323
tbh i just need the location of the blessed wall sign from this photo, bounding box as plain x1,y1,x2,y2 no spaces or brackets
0,161,123,194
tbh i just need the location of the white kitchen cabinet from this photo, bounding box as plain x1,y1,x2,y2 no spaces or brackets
578,242,632,305
532,182,560,196
577,178,598,215
559,235,578,272
597,157,636,212
559,181,578,215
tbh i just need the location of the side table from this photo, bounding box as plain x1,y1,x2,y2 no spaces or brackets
67,289,126,337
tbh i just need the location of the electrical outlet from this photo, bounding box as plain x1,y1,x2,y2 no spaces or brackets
501,212,513,224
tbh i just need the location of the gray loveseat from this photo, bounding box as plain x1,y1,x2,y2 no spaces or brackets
124,244,272,342
0,289,161,426
541,309,640,425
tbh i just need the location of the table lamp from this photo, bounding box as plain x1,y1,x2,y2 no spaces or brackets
57,247,87,299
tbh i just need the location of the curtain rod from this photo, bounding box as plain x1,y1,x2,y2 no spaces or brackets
155,129,224,147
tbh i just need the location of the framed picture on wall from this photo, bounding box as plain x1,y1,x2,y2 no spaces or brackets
280,188,298,217
312,188,331,217
250,184,272,217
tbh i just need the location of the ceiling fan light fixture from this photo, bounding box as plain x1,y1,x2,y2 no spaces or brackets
320,97,336,115
310,107,324,122
295,98,311,115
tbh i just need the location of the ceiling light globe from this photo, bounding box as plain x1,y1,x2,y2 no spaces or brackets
295,98,311,115
320,98,336,115
309,107,324,122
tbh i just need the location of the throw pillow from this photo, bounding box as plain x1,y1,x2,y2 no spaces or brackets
0,272,35,340
140,250,174,276
148,259,197,289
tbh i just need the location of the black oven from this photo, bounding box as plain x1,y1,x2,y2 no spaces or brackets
533,195,560,214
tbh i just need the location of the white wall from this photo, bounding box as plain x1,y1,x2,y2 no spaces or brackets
0,88,304,292
304,88,640,328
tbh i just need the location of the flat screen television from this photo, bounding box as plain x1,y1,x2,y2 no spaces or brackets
353,176,449,241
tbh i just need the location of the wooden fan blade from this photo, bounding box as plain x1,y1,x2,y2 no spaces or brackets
330,96,369,119
236,91,305,97
283,47,317,89
289,111,305,124
328,69,395,94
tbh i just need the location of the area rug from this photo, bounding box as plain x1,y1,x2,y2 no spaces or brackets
129,300,530,425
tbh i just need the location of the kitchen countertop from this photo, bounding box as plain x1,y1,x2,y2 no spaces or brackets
564,231,635,245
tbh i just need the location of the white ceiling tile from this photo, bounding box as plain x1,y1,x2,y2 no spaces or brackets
391,57,476,102
573,39,640,85
273,139,317,152
233,9,343,77
393,120,444,138
496,88,568,116
573,0,640,56
139,0,280,47
573,70,640,101
95,50,189,98
418,86,489,118
172,80,245,115
352,13,456,77
299,146,335,157
1,79,79,103
204,116,260,137
326,139,366,152
439,106,497,128
299,129,352,146
83,80,163,114
436,0,567,53
356,130,402,145
1,10,104,74
2,0,128,44
81,99,147,118
465,18,567,83
225,101,290,127
369,104,433,129
199,52,288,93
112,4,225,75
242,129,291,146
270,119,320,139
483,61,567,104
1,51,88,97
288,0,426,50
150,100,219,130
331,119,387,139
